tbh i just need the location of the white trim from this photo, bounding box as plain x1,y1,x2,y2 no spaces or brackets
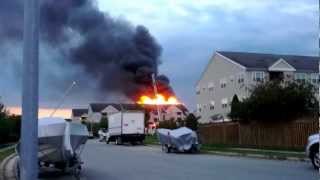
268,58,296,72
216,52,247,70
195,53,217,86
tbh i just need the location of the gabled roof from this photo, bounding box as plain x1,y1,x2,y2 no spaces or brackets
141,104,189,112
72,109,88,117
89,103,144,112
218,51,319,73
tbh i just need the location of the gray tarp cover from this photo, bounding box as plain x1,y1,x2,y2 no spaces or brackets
157,127,199,152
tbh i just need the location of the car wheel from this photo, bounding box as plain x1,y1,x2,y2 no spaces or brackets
311,150,320,169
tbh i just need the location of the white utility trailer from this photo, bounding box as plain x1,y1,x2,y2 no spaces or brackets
107,111,145,145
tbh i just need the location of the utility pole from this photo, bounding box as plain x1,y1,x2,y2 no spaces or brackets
151,74,162,123
20,0,39,179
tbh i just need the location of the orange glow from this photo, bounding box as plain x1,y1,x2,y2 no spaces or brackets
137,94,180,105
7,106,72,119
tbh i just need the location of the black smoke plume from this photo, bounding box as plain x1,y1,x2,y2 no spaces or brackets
0,0,174,105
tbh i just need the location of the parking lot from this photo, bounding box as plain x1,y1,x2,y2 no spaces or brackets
41,140,318,180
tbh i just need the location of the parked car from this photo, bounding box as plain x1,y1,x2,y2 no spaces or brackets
306,133,319,169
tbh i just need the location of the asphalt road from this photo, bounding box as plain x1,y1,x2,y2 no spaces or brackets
41,140,318,180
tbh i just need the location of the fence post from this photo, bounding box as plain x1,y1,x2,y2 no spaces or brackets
238,122,241,146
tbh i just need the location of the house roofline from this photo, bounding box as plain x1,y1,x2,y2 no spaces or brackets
268,58,296,72
216,52,247,70
195,51,246,87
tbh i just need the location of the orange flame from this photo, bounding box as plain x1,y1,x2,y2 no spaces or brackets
137,94,180,105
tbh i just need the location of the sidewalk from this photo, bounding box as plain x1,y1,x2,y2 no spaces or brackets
0,153,18,180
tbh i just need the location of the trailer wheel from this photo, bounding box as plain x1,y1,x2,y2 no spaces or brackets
116,137,122,145
164,145,171,153
73,165,82,180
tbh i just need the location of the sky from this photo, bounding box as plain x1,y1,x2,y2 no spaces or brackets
97,0,318,109
2,0,319,118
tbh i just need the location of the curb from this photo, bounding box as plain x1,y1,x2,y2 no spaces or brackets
0,154,18,180
204,150,310,162
146,144,309,162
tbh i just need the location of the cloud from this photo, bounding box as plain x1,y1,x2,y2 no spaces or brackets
97,0,318,110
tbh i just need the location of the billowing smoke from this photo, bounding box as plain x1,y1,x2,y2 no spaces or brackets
0,0,174,105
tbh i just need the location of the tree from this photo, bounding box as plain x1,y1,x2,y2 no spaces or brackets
229,95,241,121
158,118,177,129
230,81,318,122
99,116,108,129
185,113,198,131
0,102,21,144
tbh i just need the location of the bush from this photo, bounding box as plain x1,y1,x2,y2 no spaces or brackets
185,113,199,131
158,118,177,129
229,81,319,122
99,116,108,129
82,121,100,137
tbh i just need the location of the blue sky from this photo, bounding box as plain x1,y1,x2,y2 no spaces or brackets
97,0,318,110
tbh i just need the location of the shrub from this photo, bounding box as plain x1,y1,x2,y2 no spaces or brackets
184,113,199,131
229,81,318,122
158,118,177,129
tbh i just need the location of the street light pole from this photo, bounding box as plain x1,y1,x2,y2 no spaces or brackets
20,0,39,179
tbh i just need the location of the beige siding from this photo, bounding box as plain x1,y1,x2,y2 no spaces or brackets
196,53,246,123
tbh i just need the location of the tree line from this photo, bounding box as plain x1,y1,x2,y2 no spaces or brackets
0,103,21,144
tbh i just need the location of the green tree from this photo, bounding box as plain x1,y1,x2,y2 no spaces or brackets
231,81,318,122
158,118,177,129
229,94,241,121
185,113,198,131
100,116,108,129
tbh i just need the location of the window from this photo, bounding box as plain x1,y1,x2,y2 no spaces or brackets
202,86,206,91
177,112,182,115
230,75,234,82
252,72,265,82
210,101,215,110
220,79,227,88
208,82,214,91
196,86,200,94
197,104,202,112
311,73,319,84
238,73,244,83
294,73,307,83
221,98,228,108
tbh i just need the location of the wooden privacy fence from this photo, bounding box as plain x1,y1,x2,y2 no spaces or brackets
199,120,318,149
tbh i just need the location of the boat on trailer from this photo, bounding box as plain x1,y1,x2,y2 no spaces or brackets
17,117,89,179
157,127,201,153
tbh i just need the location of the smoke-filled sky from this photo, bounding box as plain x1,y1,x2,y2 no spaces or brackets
0,0,318,113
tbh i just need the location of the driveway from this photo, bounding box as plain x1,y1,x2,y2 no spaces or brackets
41,140,318,180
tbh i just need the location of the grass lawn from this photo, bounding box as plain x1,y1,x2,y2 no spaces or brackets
0,146,15,163
144,135,159,145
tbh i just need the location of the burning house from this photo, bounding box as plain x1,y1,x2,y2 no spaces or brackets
84,98,188,130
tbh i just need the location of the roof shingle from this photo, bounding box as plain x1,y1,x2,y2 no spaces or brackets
218,51,319,73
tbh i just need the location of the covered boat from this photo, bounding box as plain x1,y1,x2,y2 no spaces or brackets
157,127,200,153
37,117,89,164
17,117,89,179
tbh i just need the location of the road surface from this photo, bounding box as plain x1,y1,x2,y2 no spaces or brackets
41,140,318,180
